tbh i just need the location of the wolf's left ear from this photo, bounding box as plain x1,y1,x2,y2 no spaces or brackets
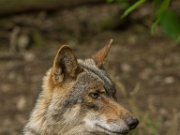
93,39,113,67
52,45,80,84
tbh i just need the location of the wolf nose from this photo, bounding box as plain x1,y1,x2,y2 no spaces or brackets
126,117,139,129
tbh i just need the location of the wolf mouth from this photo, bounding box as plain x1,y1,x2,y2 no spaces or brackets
96,124,129,135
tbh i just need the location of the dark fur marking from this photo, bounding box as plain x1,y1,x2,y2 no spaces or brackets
79,64,116,97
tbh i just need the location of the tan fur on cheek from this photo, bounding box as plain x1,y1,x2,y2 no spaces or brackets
63,105,81,123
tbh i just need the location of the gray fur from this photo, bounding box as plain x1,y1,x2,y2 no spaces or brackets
78,59,116,96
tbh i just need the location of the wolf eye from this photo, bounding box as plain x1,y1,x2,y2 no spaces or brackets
89,92,100,99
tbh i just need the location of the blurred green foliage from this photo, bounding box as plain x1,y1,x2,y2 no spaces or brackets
107,0,180,43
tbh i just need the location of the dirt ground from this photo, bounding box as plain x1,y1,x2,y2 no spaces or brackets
0,4,179,135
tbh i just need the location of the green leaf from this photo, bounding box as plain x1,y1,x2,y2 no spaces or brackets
116,0,130,9
106,0,114,3
151,0,172,33
159,10,180,43
151,18,160,33
121,0,146,18
153,0,162,8
155,0,171,18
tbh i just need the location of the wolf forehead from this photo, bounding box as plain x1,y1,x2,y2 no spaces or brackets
79,59,115,95
64,58,116,104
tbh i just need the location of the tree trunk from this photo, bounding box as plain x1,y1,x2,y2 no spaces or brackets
0,0,104,15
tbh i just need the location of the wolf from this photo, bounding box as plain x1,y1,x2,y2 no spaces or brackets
24,40,139,135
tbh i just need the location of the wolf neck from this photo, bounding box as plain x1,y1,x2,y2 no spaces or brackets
24,69,90,135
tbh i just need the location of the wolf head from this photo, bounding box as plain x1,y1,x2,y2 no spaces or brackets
40,40,139,135
24,41,139,135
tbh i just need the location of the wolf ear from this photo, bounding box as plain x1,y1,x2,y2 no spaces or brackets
93,39,113,67
52,45,79,84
